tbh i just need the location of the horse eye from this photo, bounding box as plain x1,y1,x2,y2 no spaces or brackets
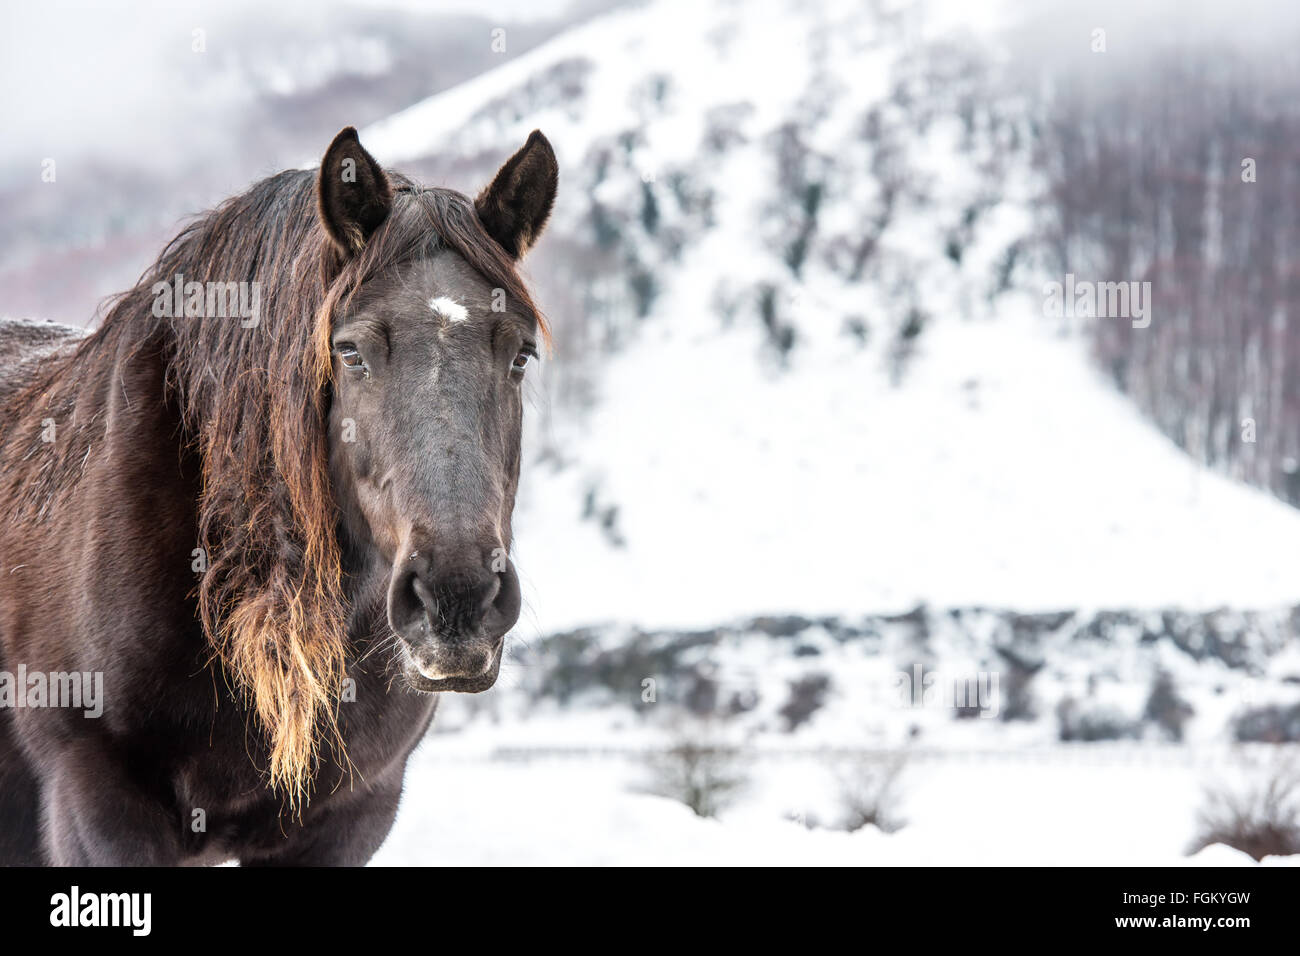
511,350,531,374
337,345,366,370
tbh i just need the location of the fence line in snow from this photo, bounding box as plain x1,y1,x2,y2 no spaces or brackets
418,741,1300,766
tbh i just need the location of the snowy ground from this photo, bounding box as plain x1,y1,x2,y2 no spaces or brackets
373,736,1298,866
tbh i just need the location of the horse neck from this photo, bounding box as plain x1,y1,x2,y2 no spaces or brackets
0,316,180,526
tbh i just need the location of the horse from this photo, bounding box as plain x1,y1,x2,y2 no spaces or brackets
0,125,557,865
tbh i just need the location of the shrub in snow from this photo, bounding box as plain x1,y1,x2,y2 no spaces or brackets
834,751,907,834
1190,753,1300,861
642,726,750,819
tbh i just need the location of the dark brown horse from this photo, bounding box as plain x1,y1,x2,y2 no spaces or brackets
0,126,557,865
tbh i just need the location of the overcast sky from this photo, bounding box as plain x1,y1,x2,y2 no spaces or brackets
0,0,581,176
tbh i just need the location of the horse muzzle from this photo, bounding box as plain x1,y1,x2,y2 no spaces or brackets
385,538,521,692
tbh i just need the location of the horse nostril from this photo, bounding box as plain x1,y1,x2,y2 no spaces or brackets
387,563,434,640
488,560,522,631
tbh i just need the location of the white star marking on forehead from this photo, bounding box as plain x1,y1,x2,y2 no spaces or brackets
428,295,470,323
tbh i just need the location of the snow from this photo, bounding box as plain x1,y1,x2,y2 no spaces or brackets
373,738,1300,865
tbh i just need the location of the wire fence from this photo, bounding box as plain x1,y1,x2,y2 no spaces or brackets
422,741,1300,767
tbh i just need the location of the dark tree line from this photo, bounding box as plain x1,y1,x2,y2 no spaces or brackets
1036,43,1300,504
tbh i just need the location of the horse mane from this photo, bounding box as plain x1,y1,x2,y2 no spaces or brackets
0,166,543,807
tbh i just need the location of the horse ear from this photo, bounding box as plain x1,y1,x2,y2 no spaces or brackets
317,127,393,255
475,130,558,259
